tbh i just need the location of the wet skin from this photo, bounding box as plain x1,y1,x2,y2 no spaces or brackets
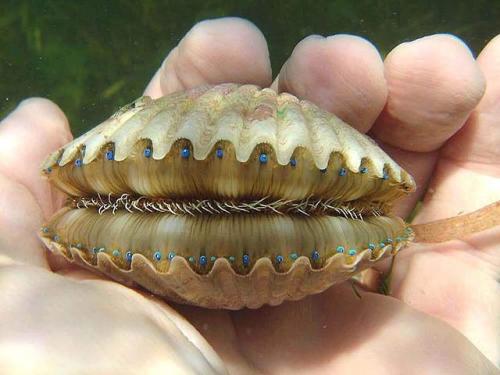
0,17,498,374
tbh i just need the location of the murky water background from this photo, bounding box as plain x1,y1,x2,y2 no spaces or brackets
1,0,498,135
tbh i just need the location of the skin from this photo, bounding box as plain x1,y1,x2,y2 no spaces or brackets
0,17,498,374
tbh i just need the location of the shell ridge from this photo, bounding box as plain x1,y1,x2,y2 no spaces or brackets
276,101,310,165
139,96,191,159
112,103,166,161
80,108,143,165
59,120,111,166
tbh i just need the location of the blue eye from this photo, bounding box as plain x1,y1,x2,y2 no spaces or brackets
216,148,224,159
289,158,297,167
144,147,152,158
242,254,250,266
275,255,284,264
75,159,82,167
153,251,162,261
181,147,190,159
311,250,320,261
199,255,207,266
336,246,345,254
338,168,347,177
259,153,268,164
106,150,114,160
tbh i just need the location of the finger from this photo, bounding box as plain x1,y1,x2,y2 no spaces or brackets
0,174,48,267
0,264,227,374
378,37,500,366
272,34,387,133
447,34,500,165
387,229,500,364
415,35,500,223
225,284,495,373
0,98,72,218
367,35,486,218
371,34,485,153
173,306,255,375
144,17,272,98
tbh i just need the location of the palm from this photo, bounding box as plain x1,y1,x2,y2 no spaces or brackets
1,19,498,374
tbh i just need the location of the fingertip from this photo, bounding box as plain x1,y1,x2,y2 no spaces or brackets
143,67,164,99
145,17,272,97
0,97,72,217
475,34,500,111
11,97,72,145
176,17,272,86
0,174,48,268
17,97,66,119
373,34,486,152
388,35,484,92
440,33,500,165
277,34,387,133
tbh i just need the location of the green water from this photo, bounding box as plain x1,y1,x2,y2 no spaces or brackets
1,0,498,135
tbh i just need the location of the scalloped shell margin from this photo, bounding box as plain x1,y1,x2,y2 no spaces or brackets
40,232,414,310
41,84,415,190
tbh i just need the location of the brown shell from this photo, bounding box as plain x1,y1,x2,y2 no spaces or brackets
40,84,416,309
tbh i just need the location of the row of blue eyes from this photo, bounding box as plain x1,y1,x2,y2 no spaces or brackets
45,224,411,264
69,147,389,179
98,241,399,264
48,237,402,265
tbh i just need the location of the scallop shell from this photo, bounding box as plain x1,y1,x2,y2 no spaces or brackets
40,83,415,309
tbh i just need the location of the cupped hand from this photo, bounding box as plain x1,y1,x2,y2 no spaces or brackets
1,18,498,374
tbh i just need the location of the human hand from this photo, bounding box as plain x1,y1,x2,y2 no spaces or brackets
1,18,498,374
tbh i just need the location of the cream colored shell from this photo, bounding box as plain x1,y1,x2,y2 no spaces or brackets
40,83,416,309
42,84,414,196
45,84,408,170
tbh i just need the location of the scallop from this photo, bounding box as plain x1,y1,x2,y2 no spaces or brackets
39,83,416,309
